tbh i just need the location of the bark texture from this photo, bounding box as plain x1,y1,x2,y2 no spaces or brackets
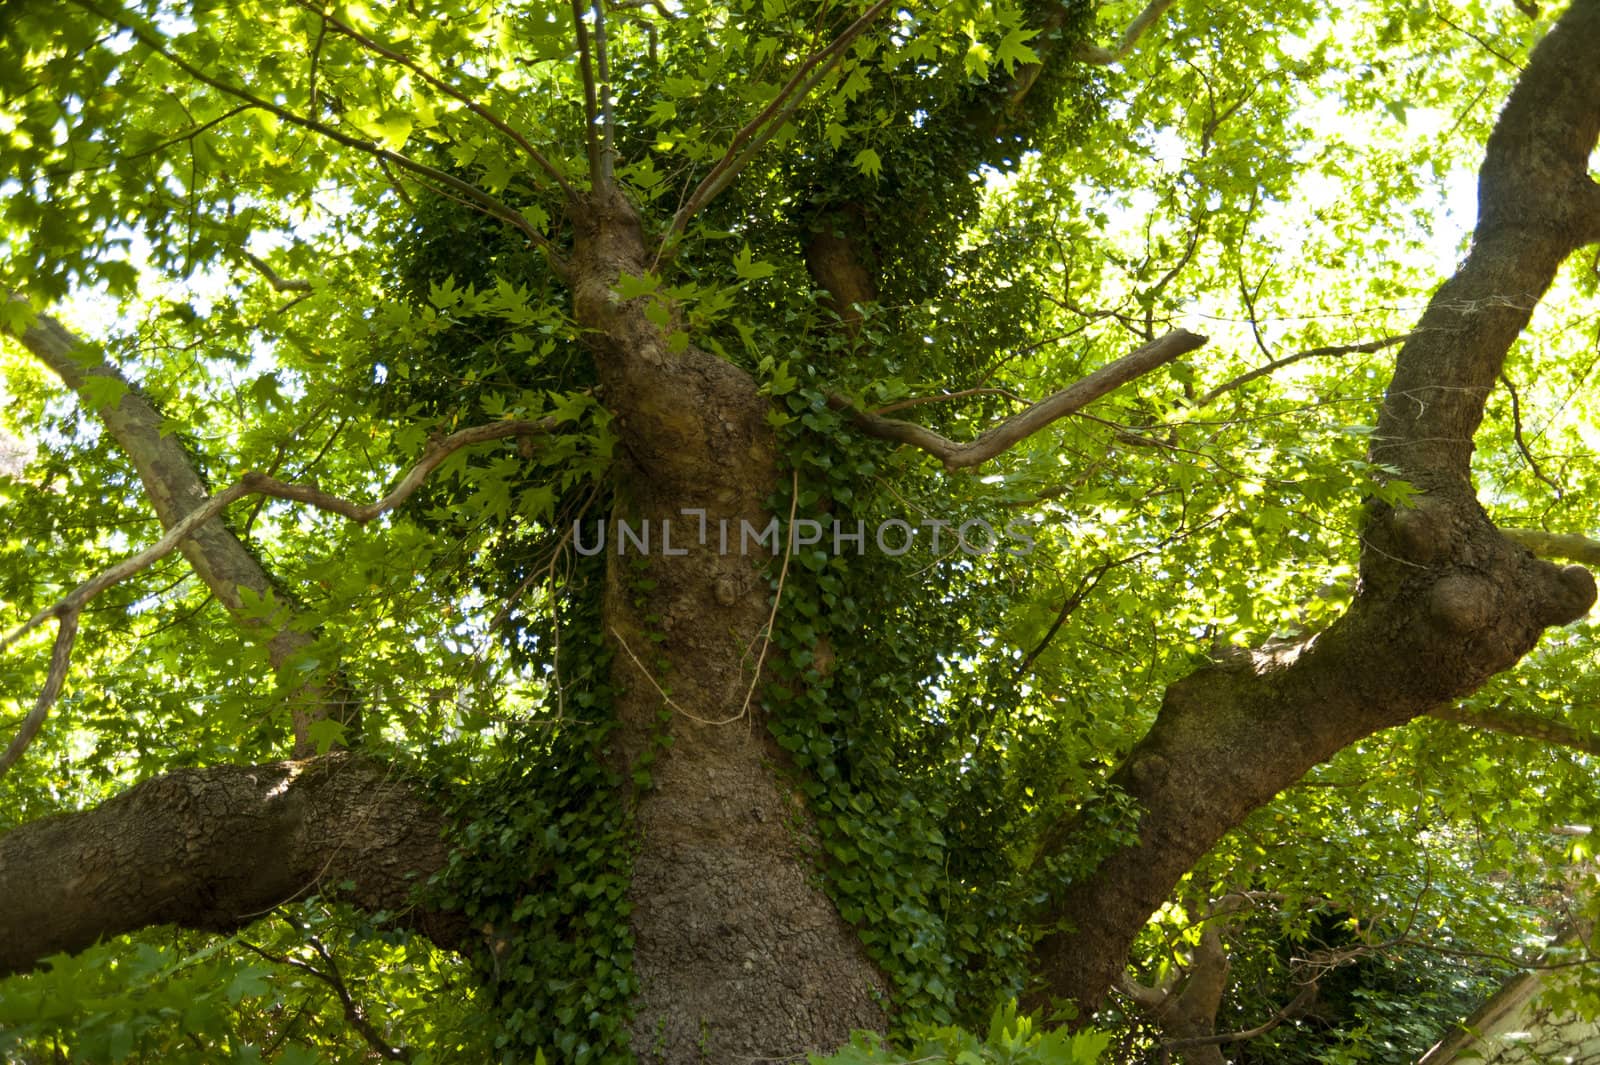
1030,0,1600,1016
0,754,461,977
569,188,889,1064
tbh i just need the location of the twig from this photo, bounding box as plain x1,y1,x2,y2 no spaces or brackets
1159,983,1318,1050
1015,558,1120,676
239,936,412,1061
871,386,1033,415
1197,334,1414,407
74,0,564,263
1499,371,1564,500
1436,9,1523,70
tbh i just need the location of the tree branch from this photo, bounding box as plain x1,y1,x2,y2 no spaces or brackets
829,329,1207,469
1029,0,1600,1015
1429,702,1600,756
287,0,577,201
1072,0,1180,66
667,0,897,239
0,754,464,978
1160,983,1317,1051
1197,334,1414,407
1501,527,1600,564
571,0,604,188
240,930,414,1061
6,302,356,759
1372,0,1600,487
1,418,555,656
0,310,556,773
240,249,312,293
1500,371,1566,499
0,612,78,777
870,386,1033,415
74,0,563,263
592,0,615,184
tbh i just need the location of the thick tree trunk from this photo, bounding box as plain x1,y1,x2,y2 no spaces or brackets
568,189,886,1064
1030,0,1600,1016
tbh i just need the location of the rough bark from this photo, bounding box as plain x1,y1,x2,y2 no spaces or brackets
568,187,889,1063
0,754,462,977
1029,0,1600,1016
12,307,356,755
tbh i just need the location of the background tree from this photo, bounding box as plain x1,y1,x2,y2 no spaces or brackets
2,0,1600,1062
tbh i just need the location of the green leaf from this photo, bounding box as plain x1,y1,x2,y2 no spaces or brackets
851,148,882,180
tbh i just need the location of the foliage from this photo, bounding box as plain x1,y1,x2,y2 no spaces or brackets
811,1002,1112,1065
0,902,492,1063
2,0,1600,1061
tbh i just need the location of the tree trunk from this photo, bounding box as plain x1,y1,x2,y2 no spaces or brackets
568,188,887,1063
1030,0,1600,1016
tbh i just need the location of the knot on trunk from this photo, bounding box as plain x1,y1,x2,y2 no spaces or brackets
1428,574,1496,633
1532,562,1597,627
1387,497,1455,564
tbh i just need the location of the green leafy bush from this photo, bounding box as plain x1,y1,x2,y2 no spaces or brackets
811,1002,1111,1065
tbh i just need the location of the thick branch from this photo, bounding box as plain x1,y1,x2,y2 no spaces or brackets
1502,527,1600,565
829,329,1206,469
1029,0,1600,1018
1429,703,1600,756
1372,0,1600,486
0,754,463,978
1072,0,1180,66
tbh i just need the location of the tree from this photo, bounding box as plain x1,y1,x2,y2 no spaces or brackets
2,0,1600,1061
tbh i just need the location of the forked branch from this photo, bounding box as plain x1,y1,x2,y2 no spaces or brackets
829,329,1207,469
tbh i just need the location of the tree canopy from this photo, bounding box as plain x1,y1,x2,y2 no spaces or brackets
3,0,1600,1062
